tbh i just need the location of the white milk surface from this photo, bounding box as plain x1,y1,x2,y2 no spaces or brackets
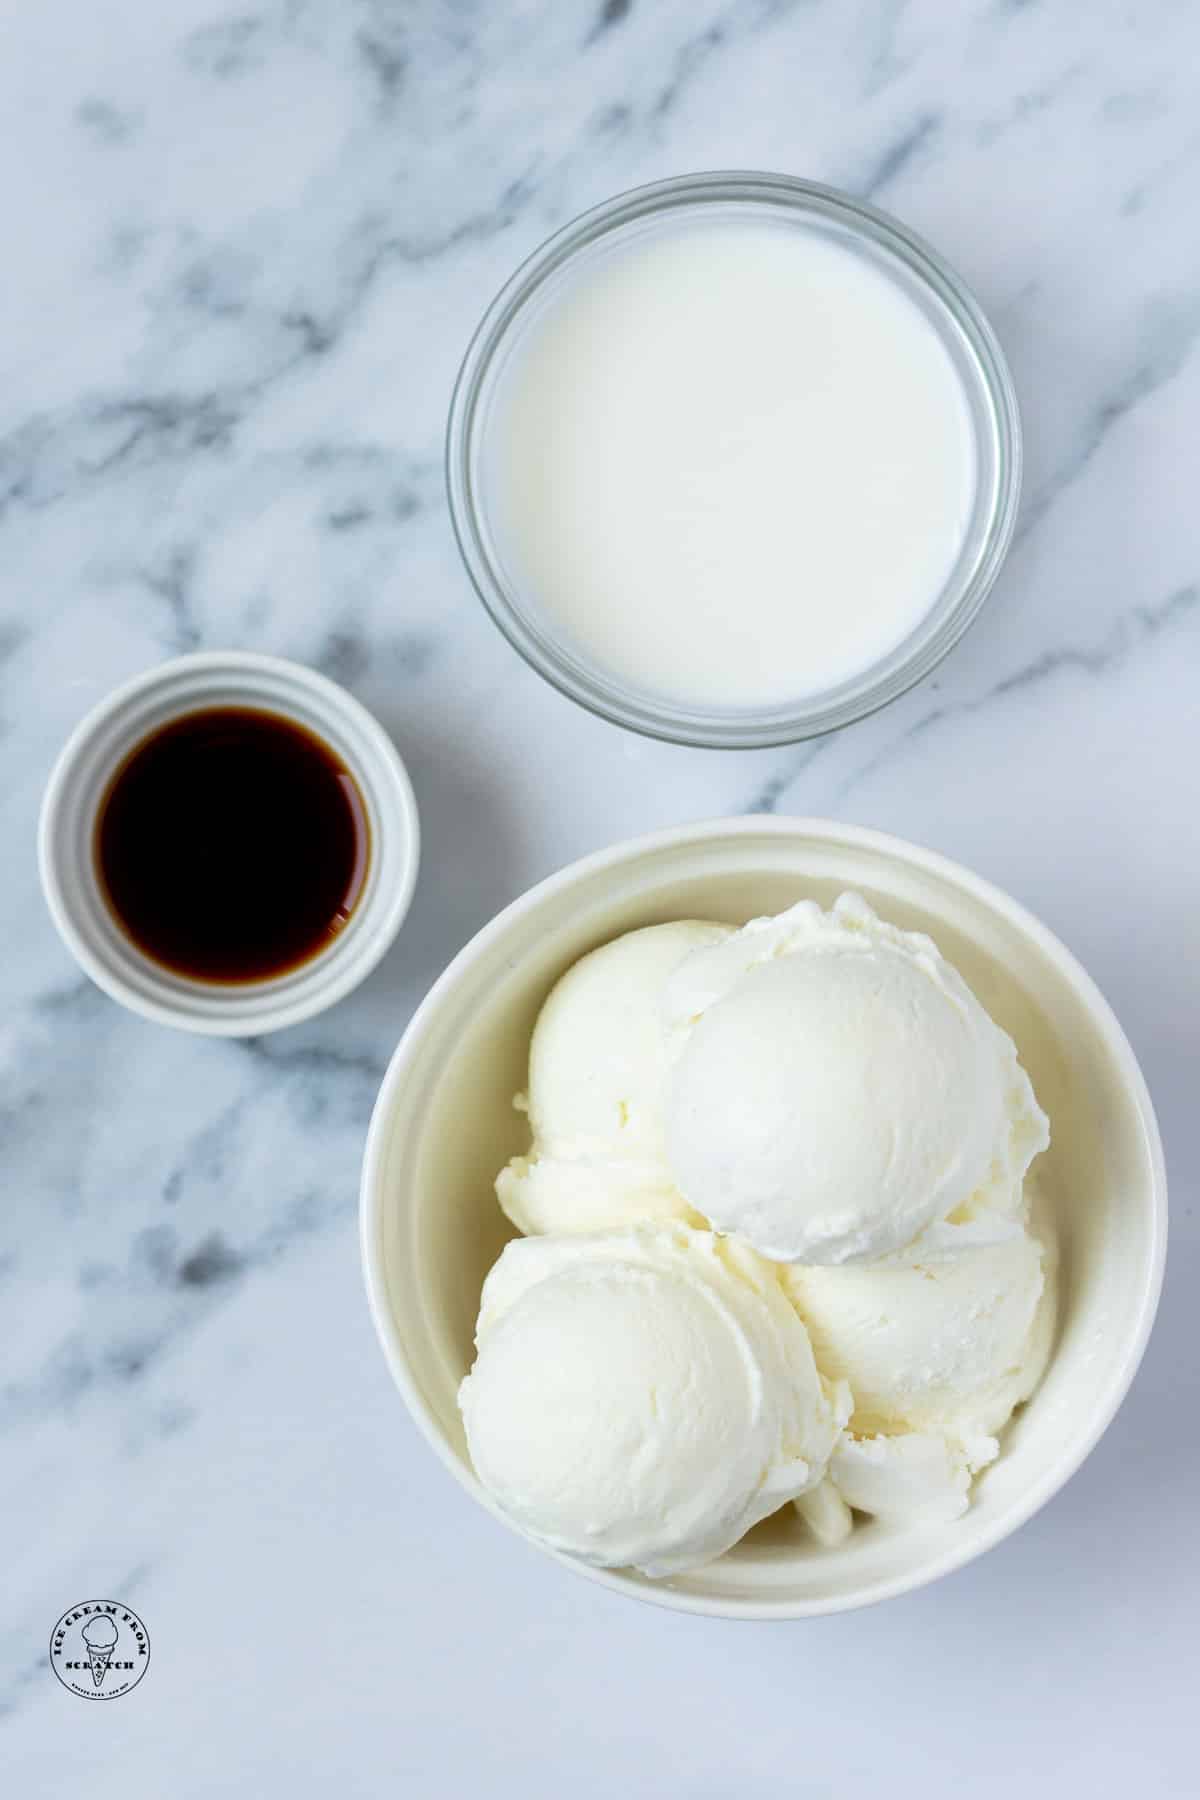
484,217,978,710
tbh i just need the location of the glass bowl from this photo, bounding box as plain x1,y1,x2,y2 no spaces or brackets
446,171,1021,749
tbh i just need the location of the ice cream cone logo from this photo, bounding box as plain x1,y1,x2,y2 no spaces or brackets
50,1599,150,1700
82,1616,118,1687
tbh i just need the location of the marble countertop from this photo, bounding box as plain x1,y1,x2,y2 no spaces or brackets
4,2,1195,1790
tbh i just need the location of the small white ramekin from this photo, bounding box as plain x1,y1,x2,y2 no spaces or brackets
360,818,1166,1619
39,652,419,1036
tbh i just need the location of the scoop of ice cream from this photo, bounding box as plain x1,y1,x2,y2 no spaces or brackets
497,920,732,1235
795,1430,1008,1539
785,1207,1057,1523
664,893,1048,1264
82,1615,118,1649
459,1222,849,1577
785,1221,1054,1439
828,1433,983,1524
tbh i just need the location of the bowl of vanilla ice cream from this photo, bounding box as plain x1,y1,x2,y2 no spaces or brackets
360,819,1165,1617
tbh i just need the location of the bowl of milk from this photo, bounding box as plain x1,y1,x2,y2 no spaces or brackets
447,172,1020,748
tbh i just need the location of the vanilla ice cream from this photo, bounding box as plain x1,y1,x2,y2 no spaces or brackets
470,892,1058,1571
665,893,1048,1264
785,1204,1057,1522
459,1223,850,1577
497,920,732,1235
794,1435,982,1536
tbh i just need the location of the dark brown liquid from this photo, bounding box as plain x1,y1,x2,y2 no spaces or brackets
96,707,369,983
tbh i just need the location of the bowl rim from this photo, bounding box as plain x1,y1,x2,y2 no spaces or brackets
38,650,420,1036
445,171,1023,749
359,816,1167,1618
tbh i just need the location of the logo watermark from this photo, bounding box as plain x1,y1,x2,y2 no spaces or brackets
50,1601,150,1700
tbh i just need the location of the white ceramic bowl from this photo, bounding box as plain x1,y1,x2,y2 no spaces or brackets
39,652,419,1036
360,819,1165,1618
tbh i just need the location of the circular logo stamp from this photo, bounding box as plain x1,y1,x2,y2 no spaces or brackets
50,1601,150,1700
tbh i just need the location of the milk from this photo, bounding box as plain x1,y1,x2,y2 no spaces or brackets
483,216,977,710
